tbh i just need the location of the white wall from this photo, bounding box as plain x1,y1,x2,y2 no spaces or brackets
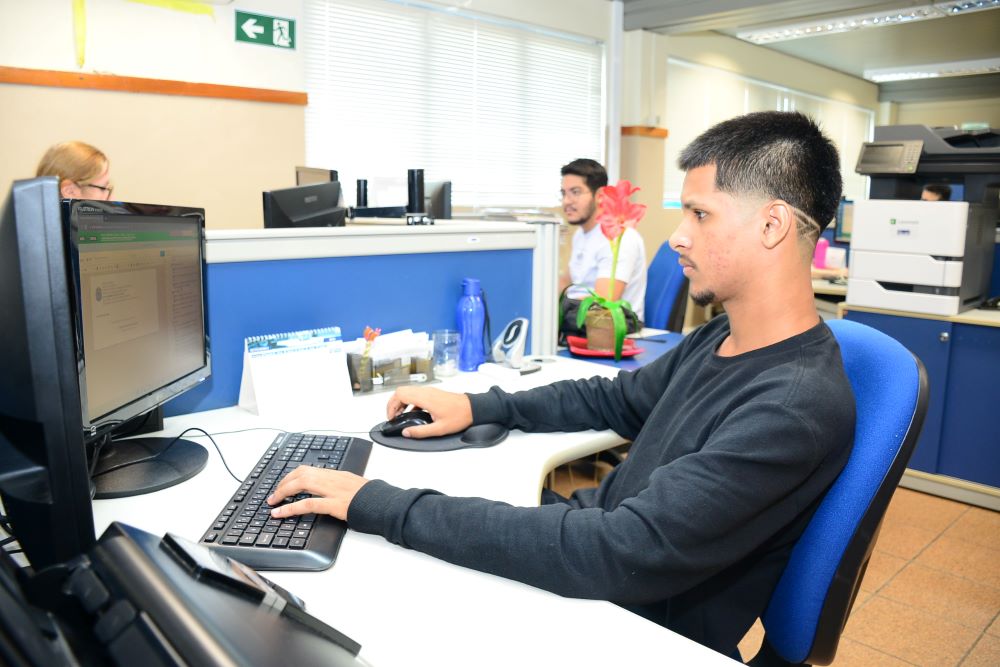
0,0,609,228
896,98,1000,129
0,0,304,90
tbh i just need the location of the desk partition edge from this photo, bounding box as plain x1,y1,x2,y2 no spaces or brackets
205,226,536,264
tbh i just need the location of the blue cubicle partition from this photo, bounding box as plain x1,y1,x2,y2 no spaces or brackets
165,249,533,416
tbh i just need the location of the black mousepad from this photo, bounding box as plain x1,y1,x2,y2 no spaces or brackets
369,422,509,452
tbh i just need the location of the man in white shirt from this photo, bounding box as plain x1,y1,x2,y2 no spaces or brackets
558,158,647,320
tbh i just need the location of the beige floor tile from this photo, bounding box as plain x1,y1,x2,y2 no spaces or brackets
880,562,1000,632
917,536,1000,589
874,519,941,560
860,550,909,593
943,507,1000,552
987,613,1000,637
884,488,968,534
961,633,1000,667
843,596,979,666
828,637,917,667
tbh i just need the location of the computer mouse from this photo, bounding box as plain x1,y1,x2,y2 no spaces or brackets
459,423,509,448
380,409,433,438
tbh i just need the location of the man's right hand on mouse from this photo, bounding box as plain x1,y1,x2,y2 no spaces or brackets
386,386,473,438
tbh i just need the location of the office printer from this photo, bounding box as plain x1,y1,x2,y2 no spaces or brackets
847,200,995,315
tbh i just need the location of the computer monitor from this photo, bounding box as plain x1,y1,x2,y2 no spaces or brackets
62,198,212,499
295,166,339,186
0,177,96,569
835,200,854,243
263,181,347,228
425,180,452,220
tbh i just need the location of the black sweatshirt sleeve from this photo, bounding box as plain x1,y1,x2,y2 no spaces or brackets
348,398,838,604
468,340,687,440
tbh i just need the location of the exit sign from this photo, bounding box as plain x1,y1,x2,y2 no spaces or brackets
235,10,295,49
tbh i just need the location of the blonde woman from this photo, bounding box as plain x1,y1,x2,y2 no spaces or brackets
36,141,113,200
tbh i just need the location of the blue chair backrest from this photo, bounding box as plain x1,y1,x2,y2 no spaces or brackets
644,242,687,331
758,319,929,665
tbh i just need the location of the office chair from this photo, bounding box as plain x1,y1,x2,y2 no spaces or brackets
748,319,929,666
643,241,689,332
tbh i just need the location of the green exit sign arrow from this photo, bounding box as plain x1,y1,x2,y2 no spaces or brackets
235,10,295,49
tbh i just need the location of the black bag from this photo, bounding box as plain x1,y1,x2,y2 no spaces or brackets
559,287,641,344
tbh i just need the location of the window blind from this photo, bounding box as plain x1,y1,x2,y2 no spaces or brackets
304,0,605,210
663,59,874,210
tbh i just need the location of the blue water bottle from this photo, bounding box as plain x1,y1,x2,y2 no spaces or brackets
457,277,486,371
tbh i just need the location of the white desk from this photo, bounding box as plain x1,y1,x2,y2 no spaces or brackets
91,358,737,666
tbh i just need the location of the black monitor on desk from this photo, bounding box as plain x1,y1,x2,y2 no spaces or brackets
0,177,96,569
835,200,853,242
1,179,213,569
0,178,365,665
62,198,212,499
263,181,347,228
425,180,452,220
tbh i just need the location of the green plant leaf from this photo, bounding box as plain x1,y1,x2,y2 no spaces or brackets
608,302,627,360
576,295,598,328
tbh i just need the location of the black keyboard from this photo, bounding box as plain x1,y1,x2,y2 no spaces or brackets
199,432,372,571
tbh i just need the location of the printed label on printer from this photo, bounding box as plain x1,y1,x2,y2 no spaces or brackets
890,217,918,237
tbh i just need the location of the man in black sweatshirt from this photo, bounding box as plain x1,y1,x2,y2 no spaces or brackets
269,111,856,658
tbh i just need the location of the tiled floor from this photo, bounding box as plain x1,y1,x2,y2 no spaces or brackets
548,459,1000,666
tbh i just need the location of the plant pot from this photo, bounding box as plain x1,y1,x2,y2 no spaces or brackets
585,306,616,351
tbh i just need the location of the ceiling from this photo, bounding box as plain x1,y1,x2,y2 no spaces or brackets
620,0,1000,103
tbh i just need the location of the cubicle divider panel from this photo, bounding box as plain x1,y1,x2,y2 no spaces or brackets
164,249,533,416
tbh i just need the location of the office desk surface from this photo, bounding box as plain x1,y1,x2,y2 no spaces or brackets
557,331,683,369
812,278,848,296
91,358,737,667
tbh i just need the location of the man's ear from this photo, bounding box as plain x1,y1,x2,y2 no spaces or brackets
761,200,794,250
60,179,81,199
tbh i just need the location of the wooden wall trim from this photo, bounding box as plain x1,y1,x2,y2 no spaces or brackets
0,66,307,106
622,126,669,139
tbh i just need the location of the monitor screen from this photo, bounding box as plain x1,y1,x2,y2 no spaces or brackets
62,200,212,500
263,181,347,228
64,201,210,427
0,177,96,569
835,201,854,242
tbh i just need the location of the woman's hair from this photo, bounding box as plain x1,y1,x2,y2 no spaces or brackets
35,141,109,185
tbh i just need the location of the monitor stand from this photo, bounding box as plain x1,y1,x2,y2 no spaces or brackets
89,409,208,499
91,436,208,500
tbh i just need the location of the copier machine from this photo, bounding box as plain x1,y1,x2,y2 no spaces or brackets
848,125,999,316
848,199,994,315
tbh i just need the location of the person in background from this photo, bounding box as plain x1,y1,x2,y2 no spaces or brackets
558,158,647,321
266,111,855,659
36,141,113,200
921,183,952,201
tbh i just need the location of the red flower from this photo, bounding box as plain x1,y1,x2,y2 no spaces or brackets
596,180,646,242
363,326,381,343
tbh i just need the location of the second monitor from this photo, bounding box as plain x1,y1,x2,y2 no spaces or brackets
263,181,347,228
424,180,452,220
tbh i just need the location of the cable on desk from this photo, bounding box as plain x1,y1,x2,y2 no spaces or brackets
92,428,243,485
88,425,375,490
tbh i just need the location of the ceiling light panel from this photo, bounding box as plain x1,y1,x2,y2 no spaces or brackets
864,57,1000,82
737,5,946,44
